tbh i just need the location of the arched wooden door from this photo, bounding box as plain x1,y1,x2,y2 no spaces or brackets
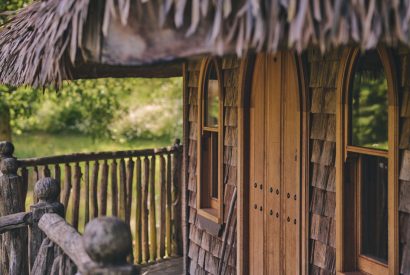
248,52,301,274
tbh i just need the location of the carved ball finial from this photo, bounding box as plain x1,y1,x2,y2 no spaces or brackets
0,157,18,175
34,177,60,202
0,141,14,158
83,217,132,265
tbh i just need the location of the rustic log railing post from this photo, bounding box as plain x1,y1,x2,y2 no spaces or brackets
82,217,135,274
29,177,64,270
0,156,28,275
171,139,183,256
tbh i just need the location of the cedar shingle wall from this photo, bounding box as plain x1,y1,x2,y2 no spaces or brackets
186,57,239,275
308,49,342,275
398,49,410,274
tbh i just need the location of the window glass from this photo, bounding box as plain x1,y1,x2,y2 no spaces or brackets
360,155,388,263
350,50,388,150
204,63,220,128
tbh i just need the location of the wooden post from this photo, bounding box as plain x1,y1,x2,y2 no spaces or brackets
0,157,28,275
119,159,126,220
111,160,118,217
82,217,136,274
91,161,99,218
71,163,82,229
158,154,166,259
126,158,134,224
134,157,142,264
62,163,72,211
141,157,149,263
84,161,90,226
171,139,183,256
99,160,109,216
29,177,64,271
166,152,172,257
0,141,14,161
149,155,157,262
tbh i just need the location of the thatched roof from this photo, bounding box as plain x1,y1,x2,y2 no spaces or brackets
1,0,410,88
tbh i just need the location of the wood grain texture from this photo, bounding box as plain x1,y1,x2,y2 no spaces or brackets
38,213,95,272
309,48,342,275
186,57,239,274
0,158,28,275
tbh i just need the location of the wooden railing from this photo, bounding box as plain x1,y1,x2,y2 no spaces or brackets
0,140,183,267
0,168,136,274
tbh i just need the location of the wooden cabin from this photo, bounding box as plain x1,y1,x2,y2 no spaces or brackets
2,1,410,275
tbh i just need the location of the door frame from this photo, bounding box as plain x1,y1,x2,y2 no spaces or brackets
236,52,310,275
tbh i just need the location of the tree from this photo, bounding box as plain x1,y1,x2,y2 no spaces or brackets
0,0,31,141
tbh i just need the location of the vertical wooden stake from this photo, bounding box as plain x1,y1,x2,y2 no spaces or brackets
91,161,99,218
141,157,150,263
134,157,142,264
159,154,166,259
149,155,157,262
119,159,127,220
111,160,118,217
84,161,90,226
99,160,109,216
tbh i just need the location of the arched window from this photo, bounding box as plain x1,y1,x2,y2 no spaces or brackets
338,48,398,274
197,58,224,224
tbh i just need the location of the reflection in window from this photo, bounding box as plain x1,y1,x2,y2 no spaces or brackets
360,155,388,263
350,50,388,150
204,64,220,128
198,59,222,220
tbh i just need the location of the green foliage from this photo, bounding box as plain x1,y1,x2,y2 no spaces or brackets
27,80,120,140
351,52,388,150
10,77,183,142
110,78,183,142
13,133,170,158
0,0,30,24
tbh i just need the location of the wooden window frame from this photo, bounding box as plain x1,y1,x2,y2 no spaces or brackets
336,47,399,275
197,58,224,224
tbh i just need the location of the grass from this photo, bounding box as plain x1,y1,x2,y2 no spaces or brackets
13,132,172,158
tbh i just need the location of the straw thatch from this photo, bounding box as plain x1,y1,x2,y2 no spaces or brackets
2,0,410,87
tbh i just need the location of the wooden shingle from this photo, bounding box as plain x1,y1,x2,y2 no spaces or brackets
189,208,197,224
400,212,410,243
323,90,336,114
311,240,327,269
188,242,200,263
310,214,330,244
326,167,336,192
325,115,336,141
320,141,335,166
224,107,237,127
224,127,238,146
310,188,325,215
311,114,328,140
198,248,206,268
402,243,410,274
328,218,336,248
400,118,410,149
311,140,323,163
311,88,325,113
400,150,410,181
188,191,196,208
402,92,410,118
323,191,336,218
400,181,410,214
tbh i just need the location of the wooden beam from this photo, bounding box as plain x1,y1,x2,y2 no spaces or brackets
0,212,32,234
38,213,96,272
18,146,178,167
72,61,183,80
